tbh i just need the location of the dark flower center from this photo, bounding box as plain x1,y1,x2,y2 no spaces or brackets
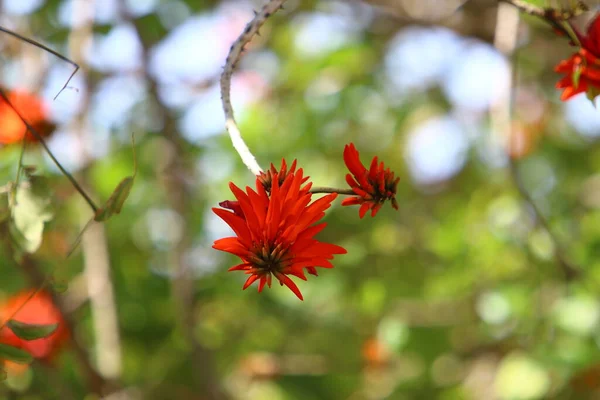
249,242,288,273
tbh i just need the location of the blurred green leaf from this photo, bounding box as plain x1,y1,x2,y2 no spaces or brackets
94,176,135,222
94,134,137,222
0,344,32,365
7,320,58,341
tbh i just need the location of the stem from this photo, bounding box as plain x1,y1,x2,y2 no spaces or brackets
310,187,355,195
508,162,580,281
498,0,588,38
220,0,288,176
498,0,546,17
12,137,28,205
0,89,98,213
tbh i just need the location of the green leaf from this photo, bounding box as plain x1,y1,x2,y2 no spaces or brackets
7,320,58,341
94,176,135,222
94,133,137,222
10,181,53,253
0,344,32,364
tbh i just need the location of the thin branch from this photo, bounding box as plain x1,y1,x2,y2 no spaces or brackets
498,0,546,17
0,26,80,100
0,89,99,213
508,162,580,280
220,0,287,176
498,0,588,19
493,2,580,281
309,187,355,195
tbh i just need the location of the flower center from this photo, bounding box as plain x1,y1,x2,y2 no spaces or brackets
249,241,288,273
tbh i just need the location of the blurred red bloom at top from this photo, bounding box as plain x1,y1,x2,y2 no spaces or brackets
257,158,305,192
0,290,69,369
342,143,399,219
555,14,600,101
213,160,346,300
0,89,56,145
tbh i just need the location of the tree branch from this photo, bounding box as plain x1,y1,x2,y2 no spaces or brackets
499,0,588,19
220,0,287,176
498,0,546,18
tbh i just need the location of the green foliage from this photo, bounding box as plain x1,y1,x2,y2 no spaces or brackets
0,344,32,365
94,134,137,222
93,176,135,222
6,321,58,341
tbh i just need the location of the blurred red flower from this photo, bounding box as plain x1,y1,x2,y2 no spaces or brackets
0,290,69,373
257,159,306,192
213,160,346,300
555,14,600,101
342,143,399,219
0,89,56,145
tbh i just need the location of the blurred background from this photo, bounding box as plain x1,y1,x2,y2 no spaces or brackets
1,0,600,398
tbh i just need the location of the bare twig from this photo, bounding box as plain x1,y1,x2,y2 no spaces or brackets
498,0,588,19
220,0,287,176
493,2,580,281
0,89,99,213
0,26,80,100
508,163,580,280
498,0,546,18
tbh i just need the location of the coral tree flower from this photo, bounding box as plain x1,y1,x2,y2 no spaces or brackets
342,143,399,218
0,89,56,145
0,290,69,373
213,160,346,300
555,14,600,101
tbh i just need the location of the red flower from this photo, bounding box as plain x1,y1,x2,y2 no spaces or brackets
213,160,346,300
257,158,304,192
0,89,56,145
342,143,399,218
555,15,600,101
0,290,69,373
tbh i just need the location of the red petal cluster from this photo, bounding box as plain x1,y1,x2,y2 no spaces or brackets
555,14,600,101
555,48,600,101
342,143,399,218
0,89,56,145
213,160,346,300
0,290,69,373
257,158,299,192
